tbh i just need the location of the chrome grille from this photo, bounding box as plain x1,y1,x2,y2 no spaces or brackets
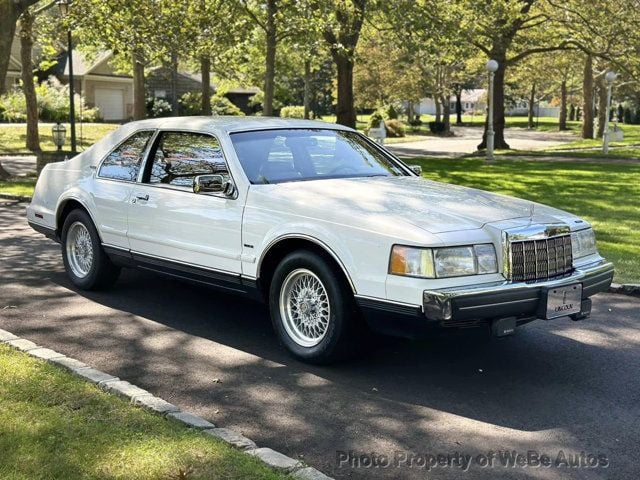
510,235,573,282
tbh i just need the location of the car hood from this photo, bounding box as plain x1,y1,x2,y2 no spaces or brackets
250,176,581,235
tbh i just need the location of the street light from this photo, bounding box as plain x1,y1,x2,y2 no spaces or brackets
485,59,499,163
57,0,76,153
51,122,66,151
602,71,617,154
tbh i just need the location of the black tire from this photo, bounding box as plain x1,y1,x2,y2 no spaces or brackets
269,250,360,364
61,209,120,290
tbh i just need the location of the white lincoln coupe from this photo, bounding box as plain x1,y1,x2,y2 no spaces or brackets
27,117,614,363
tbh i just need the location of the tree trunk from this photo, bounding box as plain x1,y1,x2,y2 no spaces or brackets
440,94,450,133
0,0,37,95
434,97,442,123
596,76,607,139
132,51,146,120
333,54,357,128
303,58,311,119
559,80,568,130
527,82,536,129
582,55,594,139
170,50,179,116
19,9,40,152
263,0,277,116
407,100,414,124
455,87,463,125
200,55,211,115
479,59,509,150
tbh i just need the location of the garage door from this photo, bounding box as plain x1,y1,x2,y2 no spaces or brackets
94,88,124,121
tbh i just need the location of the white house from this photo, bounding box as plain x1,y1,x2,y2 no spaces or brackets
416,89,487,116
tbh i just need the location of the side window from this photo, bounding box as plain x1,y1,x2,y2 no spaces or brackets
98,131,153,181
148,132,228,187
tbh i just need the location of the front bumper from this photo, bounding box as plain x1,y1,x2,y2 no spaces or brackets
423,260,613,324
356,260,614,338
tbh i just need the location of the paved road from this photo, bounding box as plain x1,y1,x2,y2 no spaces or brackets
388,126,577,158
1,200,638,480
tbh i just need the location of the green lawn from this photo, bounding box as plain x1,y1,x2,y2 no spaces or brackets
0,178,36,197
412,157,639,283
0,123,119,154
0,344,288,480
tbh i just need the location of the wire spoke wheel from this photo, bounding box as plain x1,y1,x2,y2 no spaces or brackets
279,268,331,347
65,221,94,278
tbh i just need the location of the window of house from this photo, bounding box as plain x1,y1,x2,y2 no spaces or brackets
98,130,154,181
147,132,228,187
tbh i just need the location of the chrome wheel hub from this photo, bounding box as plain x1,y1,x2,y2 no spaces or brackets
66,221,93,278
279,268,330,347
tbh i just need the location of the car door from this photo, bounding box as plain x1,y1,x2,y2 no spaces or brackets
92,129,155,249
126,130,244,279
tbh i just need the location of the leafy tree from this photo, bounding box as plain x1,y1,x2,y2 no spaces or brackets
240,0,310,116
71,0,166,120
313,0,367,128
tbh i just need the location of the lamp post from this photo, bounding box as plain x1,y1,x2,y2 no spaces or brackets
57,0,76,153
602,71,617,154
51,122,67,151
485,59,499,163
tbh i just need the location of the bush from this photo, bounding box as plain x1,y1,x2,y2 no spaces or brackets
0,77,99,123
146,98,172,118
179,92,203,115
623,107,633,124
280,106,306,119
384,119,405,137
408,115,422,127
177,92,245,116
211,94,244,116
428,121,447,134
368,110,385,131
0,89,27,122
384,104,399,120
633,109,640,125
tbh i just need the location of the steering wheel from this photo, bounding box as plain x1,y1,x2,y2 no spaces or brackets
327,165,358,176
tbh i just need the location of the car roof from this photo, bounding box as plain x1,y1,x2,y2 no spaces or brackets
126,116,355,135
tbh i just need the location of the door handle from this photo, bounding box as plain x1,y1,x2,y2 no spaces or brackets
135,194,149,201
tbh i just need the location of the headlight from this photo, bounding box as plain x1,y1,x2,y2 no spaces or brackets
571,228,597,259
390,244,498,278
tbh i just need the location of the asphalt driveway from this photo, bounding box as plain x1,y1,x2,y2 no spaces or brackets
1,200,638,480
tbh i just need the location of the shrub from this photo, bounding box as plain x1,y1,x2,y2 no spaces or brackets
368,110,385,130
280,105,306,119
623,107,633,124
211,94,244,116
384,104,399,119
384,119,405,137
0,89,27,122
0,77,98,123
408,115,422,127
633,109,640,125
146,98,172,118
179,92,203,115
428,121,446,134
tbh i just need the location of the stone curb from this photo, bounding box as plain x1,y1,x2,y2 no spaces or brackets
0,193,32,202
0,327,334,479
609,283,640,297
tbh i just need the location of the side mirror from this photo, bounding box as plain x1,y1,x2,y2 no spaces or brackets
193,174,235,197
410,165,422,175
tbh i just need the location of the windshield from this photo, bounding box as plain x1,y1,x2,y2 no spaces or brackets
229,128,408,184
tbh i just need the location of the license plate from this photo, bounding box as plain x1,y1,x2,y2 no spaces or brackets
545,284,582,319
